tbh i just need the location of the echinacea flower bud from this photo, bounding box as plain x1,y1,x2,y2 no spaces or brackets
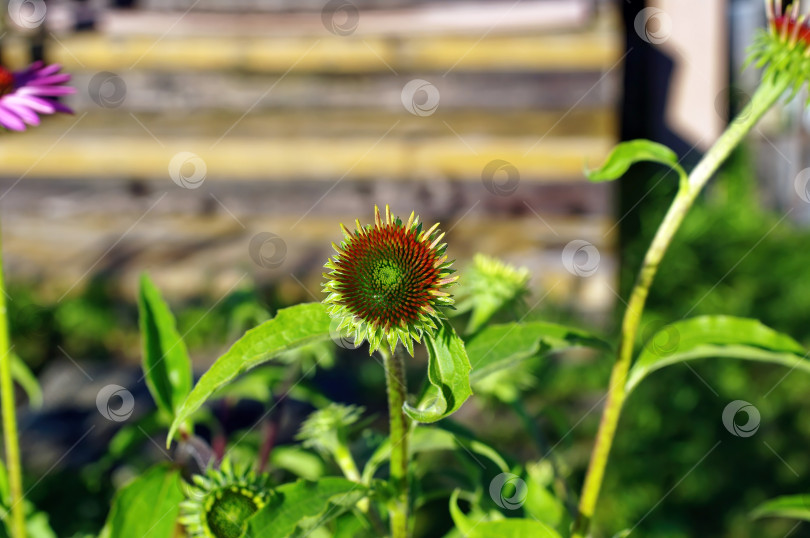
751,0,810,95
179,459,271,538
323,205,457,355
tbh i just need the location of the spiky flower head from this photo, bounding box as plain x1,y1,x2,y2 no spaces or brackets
456,253,530,333
296,403,364,455
323,205,457,355
751,1,810,94
179,459,271,538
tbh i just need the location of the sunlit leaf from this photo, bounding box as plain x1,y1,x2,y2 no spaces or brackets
466,321,609,384
626,316,809,392
168,302,332,444
243,478,366,538
585,139,686,184
403,322,472,423
103,464,184,538
467,519,562,538
138,274,192,422
751,494,810,522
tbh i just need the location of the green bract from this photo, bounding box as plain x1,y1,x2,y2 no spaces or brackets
750,0,810,95
323,205,457,355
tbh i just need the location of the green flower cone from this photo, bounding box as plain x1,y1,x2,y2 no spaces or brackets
323,205,457,355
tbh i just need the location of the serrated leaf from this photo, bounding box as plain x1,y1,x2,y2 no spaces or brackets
243,477,366,538
626,316,809,392
168,302,332,444
103,464,184,538
585,139,686,184
138,274,192,422
403,323,472,423
751,494,810,522
362,426,508,484
466,321,609,384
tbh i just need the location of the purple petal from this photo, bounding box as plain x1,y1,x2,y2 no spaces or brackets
50,101,73,114
18,86,76,96
2,102,40,126
0,106,26,131
35,63,61,76
5,94,55,114
28,74,71,86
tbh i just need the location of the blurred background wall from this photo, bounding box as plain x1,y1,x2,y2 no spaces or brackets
0,0,623,321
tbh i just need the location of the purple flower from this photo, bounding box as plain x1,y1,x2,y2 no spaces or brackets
0,62,75,132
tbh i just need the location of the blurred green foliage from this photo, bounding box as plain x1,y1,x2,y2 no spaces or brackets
8,148,810,537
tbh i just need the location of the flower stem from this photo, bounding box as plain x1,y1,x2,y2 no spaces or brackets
382,346,410,538
571,77,788,538
0,229,26,538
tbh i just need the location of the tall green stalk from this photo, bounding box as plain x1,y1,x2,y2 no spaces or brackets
381,346,410,538
571,76,789,538
0,230,26,538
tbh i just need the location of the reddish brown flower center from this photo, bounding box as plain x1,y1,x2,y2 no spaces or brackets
333,224,441,329
774,15,810,45
0,67,14,96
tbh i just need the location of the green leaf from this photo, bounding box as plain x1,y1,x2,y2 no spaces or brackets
270,446,326,481
626,316,809,392
362,426,509,484
585,139,686,184
10,353,42,409
449,489,475,536
403,323,472,423
168,302,332,444
243,477,366,538
752,495,810,522
138,274,192,422
466,321,609,384
103,464,184,538
467,519,562,538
